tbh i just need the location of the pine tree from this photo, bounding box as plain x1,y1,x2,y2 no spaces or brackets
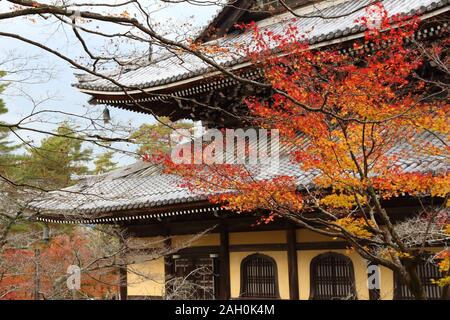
94,152,117,174
131,117,194,156
0,71,20,178
20,123,93,188
0,71,9,151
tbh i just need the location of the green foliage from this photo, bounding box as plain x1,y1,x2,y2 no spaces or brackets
94,151,117,174
131,116,194,156
0,71,18,155
19,123,93,189
0,72,92,249
0,71,21,178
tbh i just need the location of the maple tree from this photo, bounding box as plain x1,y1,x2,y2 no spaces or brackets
0,0,448,301
0,228,120,300
155,5,450,299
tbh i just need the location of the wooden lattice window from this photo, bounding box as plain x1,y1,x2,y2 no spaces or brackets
171,256,217,300
240,254,279,298
310,252,356,300
394,261,444,300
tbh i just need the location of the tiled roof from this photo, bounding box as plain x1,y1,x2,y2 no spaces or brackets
75,0,450,93
28,139,307,218
29,131,448,221
29,162,208,216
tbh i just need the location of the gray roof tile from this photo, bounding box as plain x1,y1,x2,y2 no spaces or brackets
29,131,448,218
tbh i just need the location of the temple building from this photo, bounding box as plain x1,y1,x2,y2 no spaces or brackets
28,0,449,300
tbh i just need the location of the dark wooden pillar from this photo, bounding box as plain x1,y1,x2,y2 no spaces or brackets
164,236,174,297
119,266,128,300
219,225,231,299
287,227,299,300
118,231,128,300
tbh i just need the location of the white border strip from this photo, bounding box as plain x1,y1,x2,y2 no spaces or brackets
34,206,224,224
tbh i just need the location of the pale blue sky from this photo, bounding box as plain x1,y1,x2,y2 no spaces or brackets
0,1,220,166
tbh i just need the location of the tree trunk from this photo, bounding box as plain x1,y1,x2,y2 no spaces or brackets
34,248,41,300
404,264,427,300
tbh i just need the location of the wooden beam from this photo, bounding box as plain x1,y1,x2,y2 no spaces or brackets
230,243,286,252
174,243,285,254
219,225,231,299
296,241,349,250
125,215,293,237
133,241,352,256
287,228,299,300
196,0,252,42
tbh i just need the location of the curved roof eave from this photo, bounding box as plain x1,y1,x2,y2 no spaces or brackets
77,3,450,98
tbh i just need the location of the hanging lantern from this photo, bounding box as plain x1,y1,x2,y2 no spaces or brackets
103,106,111,124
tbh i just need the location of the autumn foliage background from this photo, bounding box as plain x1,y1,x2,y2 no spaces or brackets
0,229,119,300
